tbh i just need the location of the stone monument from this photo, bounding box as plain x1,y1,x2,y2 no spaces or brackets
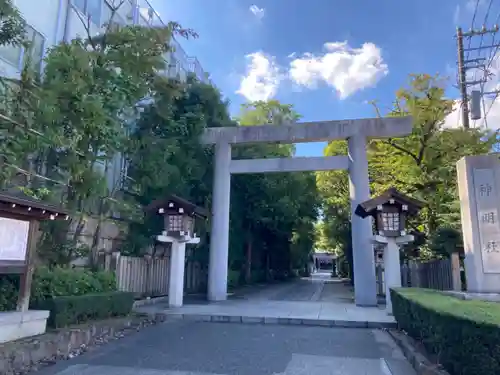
457,154,500,293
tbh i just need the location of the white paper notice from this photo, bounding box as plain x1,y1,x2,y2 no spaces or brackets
474,168,500,273
0,217,29,261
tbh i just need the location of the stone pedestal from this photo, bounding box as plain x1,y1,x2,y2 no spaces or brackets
0,310,49,343
382,238,401,314
156,233,200,308
168,241,186,308
372,235,413,314
457,154,500,293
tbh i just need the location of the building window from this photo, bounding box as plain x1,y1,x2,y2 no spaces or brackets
0,25,45,73
23,26,45,73
73,0,103,25
0,43,22,67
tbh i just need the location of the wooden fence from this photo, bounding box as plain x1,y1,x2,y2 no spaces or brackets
102,252,206,297
376,253,461,296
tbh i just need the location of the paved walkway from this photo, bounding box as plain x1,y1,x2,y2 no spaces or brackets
34,272,415,375
36,320,415,375
136,272,395,328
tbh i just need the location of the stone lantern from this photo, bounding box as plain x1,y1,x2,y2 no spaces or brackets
355,187,424,314
146,195,208,307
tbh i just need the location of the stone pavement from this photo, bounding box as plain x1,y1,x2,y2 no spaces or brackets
136,272,396,329
31,272,415,375
34,320,415,375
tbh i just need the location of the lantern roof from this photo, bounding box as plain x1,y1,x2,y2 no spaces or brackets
0,191,69,221
354,187,425,219
146,195,208,219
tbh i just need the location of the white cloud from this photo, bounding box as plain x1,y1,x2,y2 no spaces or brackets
288,41,389,99
237,52,282,102
249,5,265,19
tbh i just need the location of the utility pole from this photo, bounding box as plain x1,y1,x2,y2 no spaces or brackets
457,27,470,129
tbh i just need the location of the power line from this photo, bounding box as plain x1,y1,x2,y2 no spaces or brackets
478,10,500,127
473,1,493,128
465,0,482,63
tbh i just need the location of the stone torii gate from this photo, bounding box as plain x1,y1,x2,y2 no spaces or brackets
201,116,412,306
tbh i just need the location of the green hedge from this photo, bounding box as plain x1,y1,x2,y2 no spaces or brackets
0,267,117,311
391,288,500,375
36,291,134,328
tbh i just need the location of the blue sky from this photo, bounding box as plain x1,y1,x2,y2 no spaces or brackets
149,0,496,156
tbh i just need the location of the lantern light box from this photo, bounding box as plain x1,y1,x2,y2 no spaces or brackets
355,187,425,237
148,195,208,239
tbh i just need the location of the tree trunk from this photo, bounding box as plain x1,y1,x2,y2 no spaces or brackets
266,250,270,282
245,239,252,284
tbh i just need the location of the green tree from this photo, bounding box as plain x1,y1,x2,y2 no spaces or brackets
370,74,495,255
318,73,497,263
124,77,222,255
37,20,183,263
230,100,319,282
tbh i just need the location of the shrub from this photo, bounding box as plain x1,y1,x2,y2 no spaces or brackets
30,266,117,305
0,266,117,311
0,275,19,311
37,291,134,328
391,288,500,375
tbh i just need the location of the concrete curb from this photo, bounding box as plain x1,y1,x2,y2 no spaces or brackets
151,312,397,329
387,330,450,375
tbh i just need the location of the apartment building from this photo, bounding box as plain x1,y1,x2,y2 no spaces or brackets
0,0,208,82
